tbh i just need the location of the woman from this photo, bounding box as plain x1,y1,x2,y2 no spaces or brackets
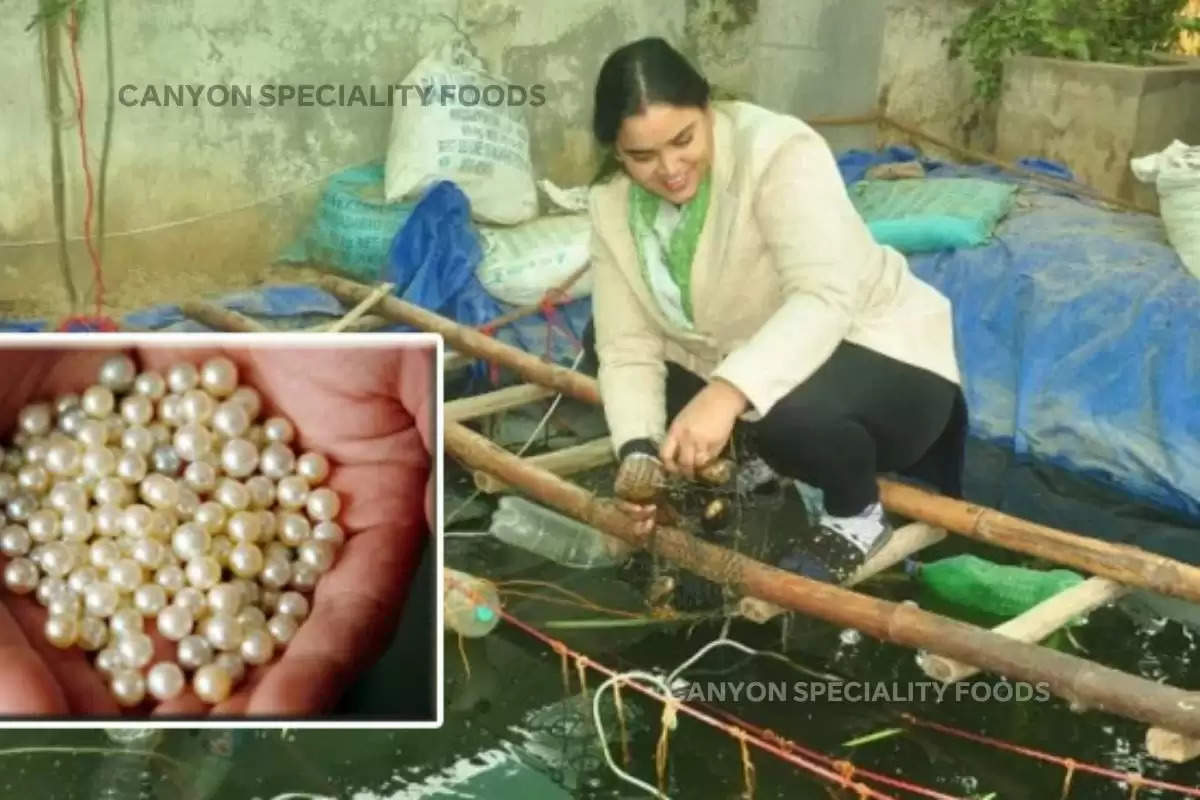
584,38,968,583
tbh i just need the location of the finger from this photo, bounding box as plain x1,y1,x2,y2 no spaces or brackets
659,432,680,474
677,439,698,481
0,598,67,715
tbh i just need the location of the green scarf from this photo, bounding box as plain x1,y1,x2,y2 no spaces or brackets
628,172,712,325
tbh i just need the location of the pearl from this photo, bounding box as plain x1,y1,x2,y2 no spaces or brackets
48,482,87,512
228,543,264,578
48,593,81,618
184,462,219,495
166,362,199,394
36,577,69,607
305,488,341,523
41,541,75,577
237,606,267,630
258,511,278,541
149,423,173,445
146,661,186,701
276,591,310,621
176,487,201,519
119,395,155,427
202,613,244,652
44,614,79,648
43,440,80,476
27,509,60,543
110,669,147,707
220,439,258,479
185,556,221,590
155,564,186,595
115,451,148,484
177,634,214,670
78,616,108,651
57,407,87,436
207,583,243,616
133,371,167,400
172,523,210,561
192,501,225,535
89,539,121,570
28,544,49,571
150,444,183,477
109,558,144,593
265,541,290,564
139,474,179,509
312,521,345,547
173,424,212,463
81,386,115,418
210,535,234,565
98,354,137,392
239,627,275,665
18,403,53,437
173,587,207,618
121,426,155,455
81,446,117,478
121,504,154,538
245,476,275,510
232,577,260,606
3,558,39,594
133,583,168,616
104,415,125,445
211,401,250,439
229,386,262,420
109,607,144,638
94,647,122,675
156,604,194,641
157,395,185,426
266,613,299,646
276,477,309,511
258,556,292,590
260,589,281,614
258,443,295,480
277,513,310,547
0,474,16,503
76,420,108,449
199,356,238,398
5,493,36,521
67,565,99,594
226,511,261,544
180,389,216,425
60,509,94,541
117,632,155,669
215,479,250,511
296,452,331,485
0,524,31,557
131,538,166,570
21,441,46,465
93,477,130,507
262,417,295,444
214,651,246,683
193,663,233,704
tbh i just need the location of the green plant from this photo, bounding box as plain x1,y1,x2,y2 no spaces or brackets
949,0,1196,102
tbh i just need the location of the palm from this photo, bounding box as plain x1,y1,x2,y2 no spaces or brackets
0,345,432,716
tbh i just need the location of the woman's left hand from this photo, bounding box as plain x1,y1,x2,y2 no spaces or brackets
660,380,748,479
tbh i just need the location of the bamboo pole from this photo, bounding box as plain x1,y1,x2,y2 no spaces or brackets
473,437,615,493
445,382,556,422
917,577,1128,683
40,11,78,311
323,275,1200,606
178,301,268,333
1146,727,1200,763
445,419,1200,737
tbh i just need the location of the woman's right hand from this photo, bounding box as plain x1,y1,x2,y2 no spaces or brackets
615,499,656,536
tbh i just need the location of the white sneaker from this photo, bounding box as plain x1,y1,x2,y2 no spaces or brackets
818,502,891,556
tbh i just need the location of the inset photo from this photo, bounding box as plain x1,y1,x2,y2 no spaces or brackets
0,333,441,725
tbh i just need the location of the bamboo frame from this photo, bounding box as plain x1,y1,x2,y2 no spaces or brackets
445,382,556,422
473,437,615,493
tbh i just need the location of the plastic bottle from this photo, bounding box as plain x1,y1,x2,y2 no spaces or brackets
445,568,502,637
916,554,1084,618
489,495,633,569
89,728,165,800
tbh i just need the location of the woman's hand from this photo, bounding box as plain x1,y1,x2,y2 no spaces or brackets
660,380,748,479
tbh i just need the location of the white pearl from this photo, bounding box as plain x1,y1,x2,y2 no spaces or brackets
47,593,80,618
296,452,330,485
193,662,233,704
260,589,281,614
298,540,336,574
173,424,212,463
0,525,31,557
215,479,250,511
210,535,234,566
181,389,216,425
35,576,68,607
5,492,37,521
184,463,219,496
146,661,186,701
202,613,244,652
173,587,207,618
41,542,76,577
117,632,155,669
119,395,155,427
120,504,153,538
150,444,183,477
157,395,184,426
133,371,167,399
81,386,115,418
156,604,194,641
176,486,201,519
258,443,295,480
133,583,168,616
228,543,264,578
225,511,262,544
237,606,267,630
166,362,199,394
258,556,292,590
57,408,87,437
44,614,79,648
54,394,80,415
207,582,243,616
80,447,116,478
266,613,299,646
21,441,47,465
139,474,179,509
131,538,166,570
110,669,147,707
18,403,53,437
171,522,210,562
78,616,108,651
264,542,291,563
258,511,278,541
155,564,186,595
109,607,144,637
211,401,250,439
67,565,99,595
239,627,275,665
3,558,39,594
98,354,137,392
277,513,310,547
245,476,275,510
44,440,81,476
115,451,148,484
48,481,87,512
214,651,246,683
94,479,130,510
276,476,309,510
94,647,122,675
312,521,345,547
121,425,155,455
262,417,295,444
27,510,59,543
177,634,215,670
305,488,340,522
89,539,121,570
109,559,144,593
276,591,310,620
220,439,258,479
147,422,172,446
77,420,109,449
233,577,260,605
192,501,226,535
200,356,238,397
229,386,262,419
185,556,221,590
60,509,94,542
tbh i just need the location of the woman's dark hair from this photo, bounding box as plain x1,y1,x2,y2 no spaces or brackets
590,38,710,182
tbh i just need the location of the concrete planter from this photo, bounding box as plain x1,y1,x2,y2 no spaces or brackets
996,54,1200,209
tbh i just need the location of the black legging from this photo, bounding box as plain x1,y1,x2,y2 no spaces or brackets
582,322,967,516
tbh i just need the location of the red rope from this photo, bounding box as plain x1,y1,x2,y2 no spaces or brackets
66,9,105,316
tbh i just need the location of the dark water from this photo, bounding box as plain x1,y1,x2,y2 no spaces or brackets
2,427,1198,798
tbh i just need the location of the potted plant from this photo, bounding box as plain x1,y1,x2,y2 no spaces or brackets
949,0,1200,207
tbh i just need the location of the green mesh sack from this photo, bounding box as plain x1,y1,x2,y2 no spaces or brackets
850,178,1017,253
916,554,1084,618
